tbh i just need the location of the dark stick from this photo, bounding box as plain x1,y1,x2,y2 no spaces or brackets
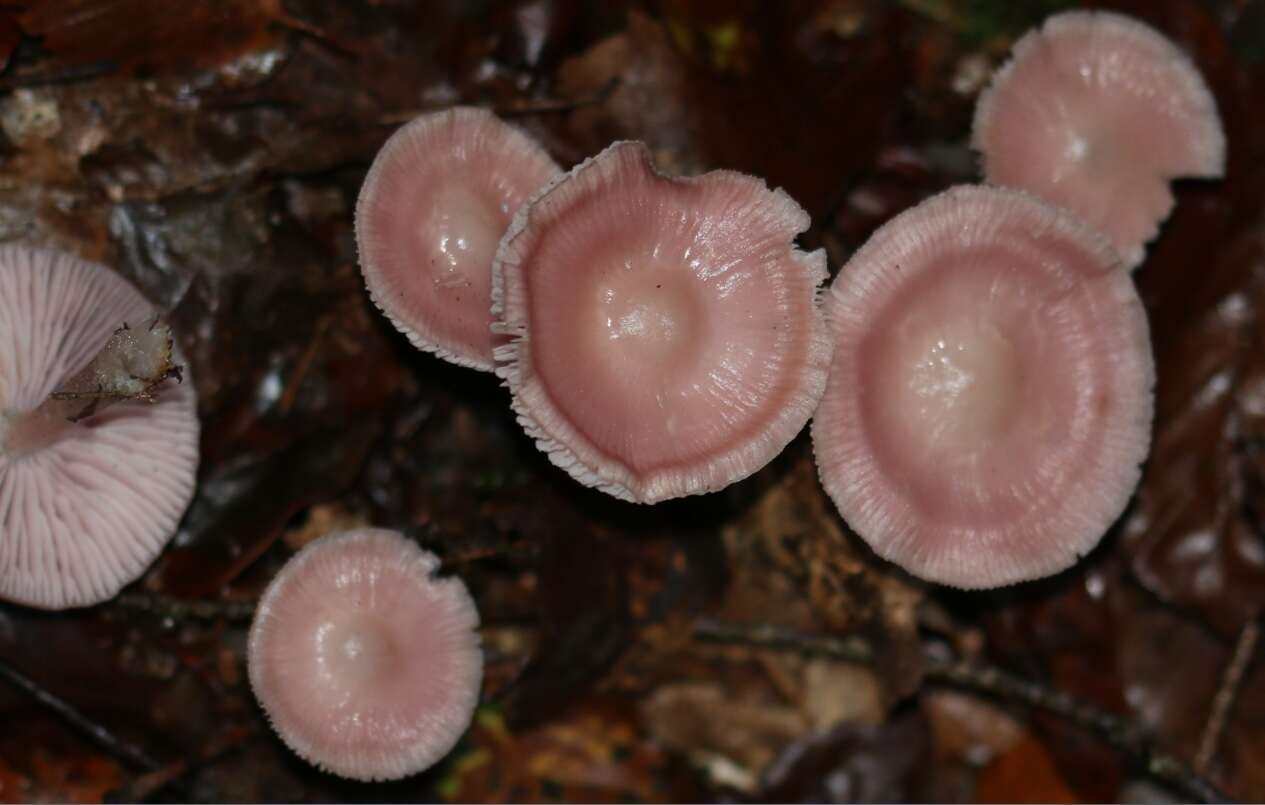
0,62,116,90
377,78,622,126
1195,616,1259,773
115,723,258,802
109,597,1229,800
496,77,622,118
115,593,258,622
693,619,1229,804
112,530,527,624
0,655,160,771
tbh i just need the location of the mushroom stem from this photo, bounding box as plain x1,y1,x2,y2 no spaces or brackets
0,405,75,456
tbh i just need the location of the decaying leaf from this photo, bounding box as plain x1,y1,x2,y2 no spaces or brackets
16,0,299,74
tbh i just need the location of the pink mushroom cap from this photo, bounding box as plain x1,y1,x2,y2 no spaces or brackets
493,141,832,503
812,186,1155,589
355,107,561,370
0,245,198,609
247,528,483,781
972,10,1226,267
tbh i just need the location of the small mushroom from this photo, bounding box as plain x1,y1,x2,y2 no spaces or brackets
812,186,1154,588
494,141,831,503
0,245,198,609
972,10,1226,267
248,528,483,782
355,107,561,370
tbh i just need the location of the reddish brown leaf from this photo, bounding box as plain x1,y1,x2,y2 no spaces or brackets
18,0,292,73
0,722,124,804
976,735,1082,804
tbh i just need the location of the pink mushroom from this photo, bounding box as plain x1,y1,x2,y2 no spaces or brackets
812,186,1154,588
972,10,1226,267
248,528,483,781
493,141,831,503
355,107,561,370
0,245,199,609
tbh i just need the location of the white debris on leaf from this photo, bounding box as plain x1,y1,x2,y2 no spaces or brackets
0,89,61,146
51,319,182,418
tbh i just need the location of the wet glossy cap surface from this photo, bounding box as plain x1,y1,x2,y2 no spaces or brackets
494,141,831,503
248,528,483,781
356,107,560,369
973,11,1226,267
812,186,1155,588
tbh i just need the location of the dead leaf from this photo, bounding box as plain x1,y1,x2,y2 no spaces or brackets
18,0,293,73
976,735,1082,804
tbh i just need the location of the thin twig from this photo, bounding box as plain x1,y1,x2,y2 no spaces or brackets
896,0,955,28
693,619,1229,804
0,61,115,90
115,593,257,622
276,317,329,416
376,78,621,126
113,531,528,624
0,655,160,771
497,77,622,118
1196,617,1260,773
115,723,258,802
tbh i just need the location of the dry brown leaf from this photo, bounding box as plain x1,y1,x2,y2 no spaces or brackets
18,0,295,73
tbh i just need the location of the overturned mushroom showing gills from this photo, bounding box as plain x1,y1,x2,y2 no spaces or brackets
494,141,831,503
812,186,1154,589
248,528,483,782
0,246,198,609
355,107,561,370
972,10,1225,267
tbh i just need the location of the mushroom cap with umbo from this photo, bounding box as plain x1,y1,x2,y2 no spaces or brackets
493,141,832,504
811,186,1154,589
972,10,1226,268
248,528,483,782
0,245,198,609
355,107,561,370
